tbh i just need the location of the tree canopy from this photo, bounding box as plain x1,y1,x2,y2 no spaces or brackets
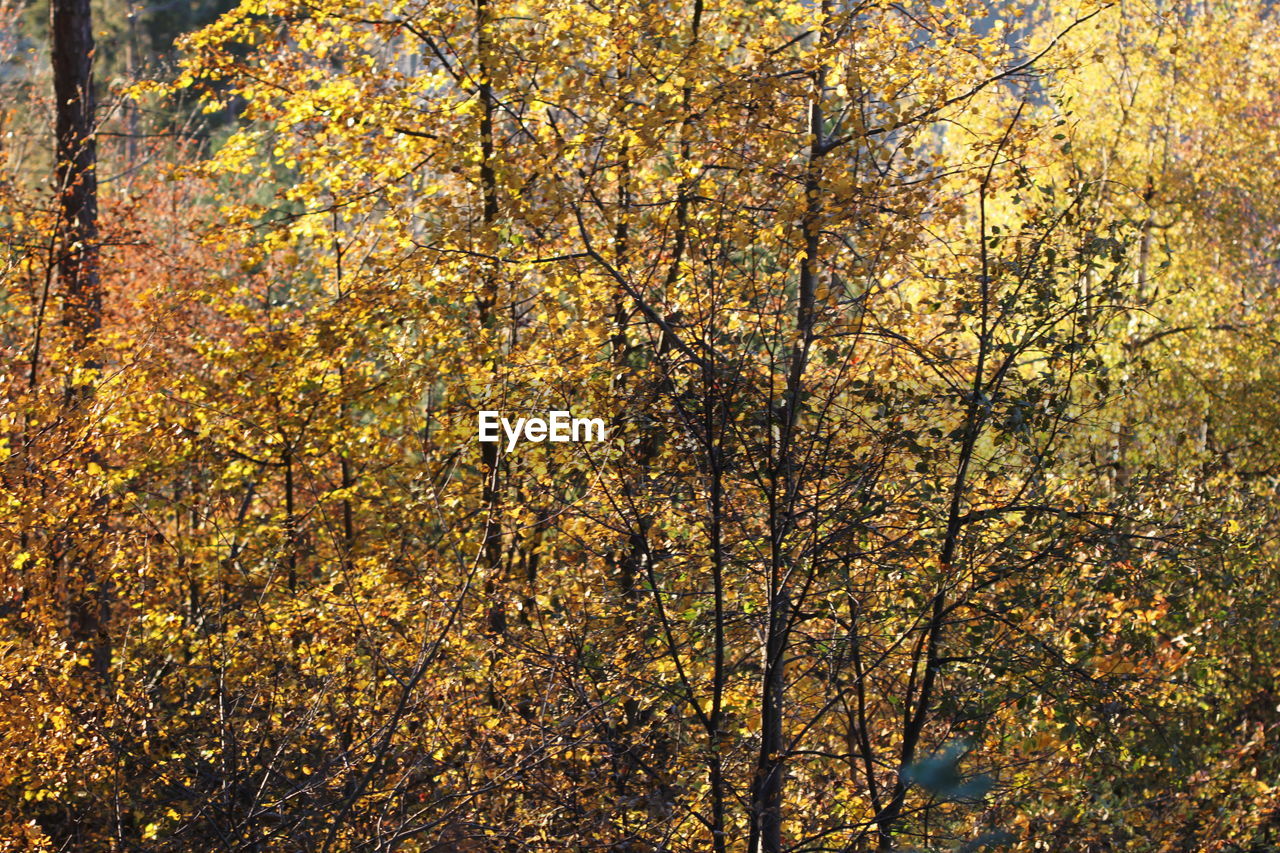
3,0,1280,849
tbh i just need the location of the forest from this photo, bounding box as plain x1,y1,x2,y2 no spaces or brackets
2,0,1280,848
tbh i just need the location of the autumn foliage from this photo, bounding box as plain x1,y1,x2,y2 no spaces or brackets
3,0,1280,849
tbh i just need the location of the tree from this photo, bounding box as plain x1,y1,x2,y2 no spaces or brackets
3,0,1280,849
50,0,98,354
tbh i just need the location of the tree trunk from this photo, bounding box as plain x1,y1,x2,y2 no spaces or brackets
51,0,100,352
50,0,110,697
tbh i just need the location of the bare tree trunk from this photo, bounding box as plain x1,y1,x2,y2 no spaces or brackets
50,0,109,697
750,589,789,853
473,0,507,635
749,25,828,849
52,0,100,353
